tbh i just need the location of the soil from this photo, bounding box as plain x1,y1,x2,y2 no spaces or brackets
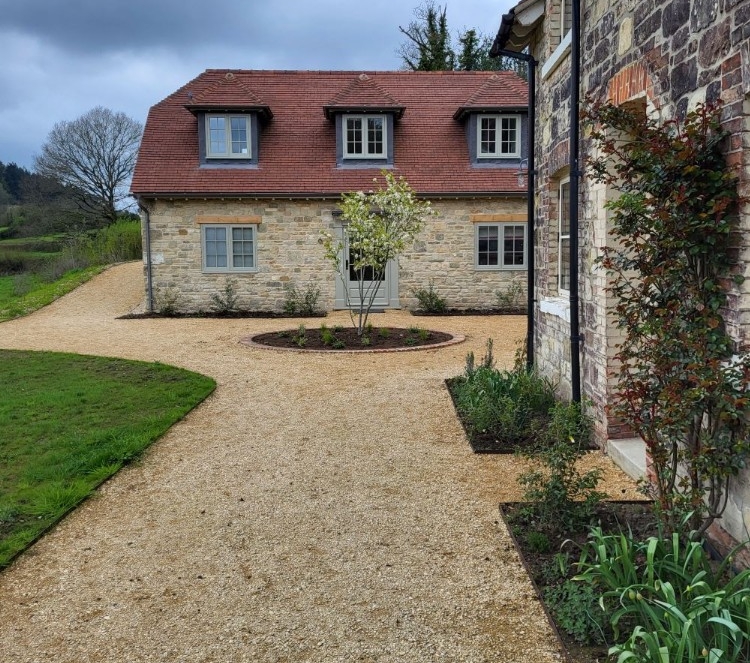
251,325,454,351
501,501,657,663
412,307,527,316
118,310,326,319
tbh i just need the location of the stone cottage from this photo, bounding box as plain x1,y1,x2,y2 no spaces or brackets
493,0,750,547
131,70,530,313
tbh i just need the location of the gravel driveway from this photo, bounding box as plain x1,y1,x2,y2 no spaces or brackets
0,262,638,662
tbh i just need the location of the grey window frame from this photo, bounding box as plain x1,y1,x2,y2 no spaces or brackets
342,114,388,159
475,222,527,270
205,114,252,160
201,224,257,273
476,114,521,159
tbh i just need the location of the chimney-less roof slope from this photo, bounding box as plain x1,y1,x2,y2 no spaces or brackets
132,70,528,197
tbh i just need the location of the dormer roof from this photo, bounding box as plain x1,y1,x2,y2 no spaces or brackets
453,73,529,120
323,73,405,119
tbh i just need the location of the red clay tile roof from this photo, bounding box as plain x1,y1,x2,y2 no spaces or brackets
324,73,405,118
131,70,528,198
185,74,272,120
454,73,528,119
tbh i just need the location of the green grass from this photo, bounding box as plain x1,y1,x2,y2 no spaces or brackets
0,266,104,321
0,350,216,567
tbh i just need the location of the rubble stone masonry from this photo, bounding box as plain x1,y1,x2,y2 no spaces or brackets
528,0,750,545
141,197,527,313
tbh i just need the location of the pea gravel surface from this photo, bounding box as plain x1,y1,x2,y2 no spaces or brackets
0,262,640,663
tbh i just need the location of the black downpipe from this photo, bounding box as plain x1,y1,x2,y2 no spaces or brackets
493,49,537,371
138,199,154,313
569,0,582,402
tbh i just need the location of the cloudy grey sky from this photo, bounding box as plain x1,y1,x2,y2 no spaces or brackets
0,0,515,169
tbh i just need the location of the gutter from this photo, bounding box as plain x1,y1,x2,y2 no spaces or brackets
137,198,154,313
129,191,527,201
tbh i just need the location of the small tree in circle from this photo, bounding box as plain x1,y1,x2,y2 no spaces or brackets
322,172,434,335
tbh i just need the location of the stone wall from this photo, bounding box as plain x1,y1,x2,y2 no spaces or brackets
141,197,528,313
526,0,750,543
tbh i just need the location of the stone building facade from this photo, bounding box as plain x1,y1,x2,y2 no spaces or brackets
495,0,750,545
144,197,527,313
132,70,531,315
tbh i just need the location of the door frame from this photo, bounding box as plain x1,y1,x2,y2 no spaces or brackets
332,224,400,309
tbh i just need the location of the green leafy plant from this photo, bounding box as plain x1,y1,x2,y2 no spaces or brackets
417,328,430,342
526,531,552,553
518,403,605,533
543,579,609,646
573,528,750,662
320,324,335,346
361,336,371,347
451,356,556,446
495,280,524,311
283,282,322,316
210,278,239,314
378,327,390,339
292,324,307,348
413,279,447,313
321,171,434,335
586,100,750,539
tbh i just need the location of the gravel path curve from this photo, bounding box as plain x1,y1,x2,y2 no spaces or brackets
0,262,639,662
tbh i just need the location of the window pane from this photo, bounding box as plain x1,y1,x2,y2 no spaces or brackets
480,117,497,154
230,117,248,155
209,117,227,155
205,227,227,268
500,117,517,154
478,225,499,266
232,227,254,268
346,118,363,154
503,225,525,266
560,238,571,291
367,117,384,155
560,182,571,235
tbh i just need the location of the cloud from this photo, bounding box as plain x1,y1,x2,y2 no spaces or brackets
0,0,515,167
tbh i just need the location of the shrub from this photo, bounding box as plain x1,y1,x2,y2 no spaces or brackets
413,280,447,313
587,100,750,539
517,405,605,534
495,281,524,311
283,282,322,316
210,279,239,314
153,285,180,315
451,358,556,445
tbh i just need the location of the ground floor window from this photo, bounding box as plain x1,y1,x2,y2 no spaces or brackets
475,223,526,269
202,225,256,272
558,179,571,294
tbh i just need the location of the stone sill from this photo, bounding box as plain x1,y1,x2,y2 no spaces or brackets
541,31,572,80
539,295,570,322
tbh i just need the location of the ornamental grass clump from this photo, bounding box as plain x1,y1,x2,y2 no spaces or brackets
572,527,750,662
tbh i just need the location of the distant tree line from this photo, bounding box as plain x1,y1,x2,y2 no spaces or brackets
398,2,528,79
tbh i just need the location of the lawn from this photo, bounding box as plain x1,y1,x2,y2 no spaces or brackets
0,266,104,321
0,350,216,567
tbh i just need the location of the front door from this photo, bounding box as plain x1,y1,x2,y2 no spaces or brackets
333,226,400,309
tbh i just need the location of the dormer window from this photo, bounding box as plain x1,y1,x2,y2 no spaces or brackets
343,115,387,159
478,115,520,158
206,115,251,159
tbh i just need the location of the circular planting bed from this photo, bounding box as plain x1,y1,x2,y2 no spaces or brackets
244,325,463,353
